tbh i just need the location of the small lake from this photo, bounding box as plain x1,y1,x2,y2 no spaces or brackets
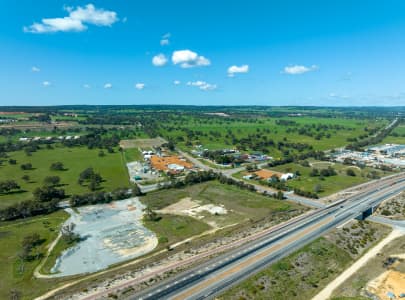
50,198,157,277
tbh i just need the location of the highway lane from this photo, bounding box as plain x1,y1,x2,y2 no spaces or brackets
130,175,405,300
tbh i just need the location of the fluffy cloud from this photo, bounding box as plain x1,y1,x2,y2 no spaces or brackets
31,66,40,72
283,65,318,75
227,65,249,77
104,83,112,89
172,50,210,68
135,83,145,90
24,4,118,33
173,80,181,85
187,80,217,91
152,54,168,67
83,84,91,88
160,33,170,46
42,81,51,87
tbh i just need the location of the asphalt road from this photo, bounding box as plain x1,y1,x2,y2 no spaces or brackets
129,173,405,300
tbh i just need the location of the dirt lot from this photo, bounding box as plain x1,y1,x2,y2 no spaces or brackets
332,235,405,299
120,137,166,149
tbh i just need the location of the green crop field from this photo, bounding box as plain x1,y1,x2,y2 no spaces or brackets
0,146,129,208
0,211,70,300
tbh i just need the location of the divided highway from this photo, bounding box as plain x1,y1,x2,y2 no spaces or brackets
130,173,405,300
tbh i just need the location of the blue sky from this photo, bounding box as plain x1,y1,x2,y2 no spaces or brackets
1,0,405,106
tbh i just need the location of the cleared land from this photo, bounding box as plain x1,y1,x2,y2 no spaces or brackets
0,146,129,208
120,137,166,149
141,181,304,229
332,235,405,300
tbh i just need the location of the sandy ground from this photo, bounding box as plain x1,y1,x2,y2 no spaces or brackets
157,197,228,220
368,269,405,299
312,229,404,300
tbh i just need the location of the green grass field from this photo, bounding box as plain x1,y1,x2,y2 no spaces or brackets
0,210,70,300
123,148,143,163
158,116,387,156
382,124,405,144
269,161,393,197
144,214,211,247
0,146,129,208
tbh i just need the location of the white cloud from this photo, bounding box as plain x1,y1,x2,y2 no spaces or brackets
160,33,170,46
283,64,318,75
172,50,210,68
173,80,181,85
83,84,91,88
135,83,145,90
42,81,51,87
104,83,112,89
227,64,249,77
152,54,168,67
329,92,350,99
160,39,169,46
31,66,40,72
187,80,217,91
24,4,118,33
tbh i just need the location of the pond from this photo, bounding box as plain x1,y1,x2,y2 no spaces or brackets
50,197,157,277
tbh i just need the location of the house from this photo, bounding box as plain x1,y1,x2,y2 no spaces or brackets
280,173,295,181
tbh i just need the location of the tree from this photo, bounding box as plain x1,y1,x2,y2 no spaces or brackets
8,159,17,165
78,167,103,190
98,150,105,157
50,162,65,171
43,176,61,187
10,289,21,300
21,175,30,182
310,168,319,177
33,186,65,202
346,168,356,177
61,223,80,244
0,180,20,194
314,184,323,193
20,163,33,170
20,233,41,261
144,207,160,221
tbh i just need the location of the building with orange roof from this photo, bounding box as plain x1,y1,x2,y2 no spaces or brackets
150,155,193,172
254,169,283,180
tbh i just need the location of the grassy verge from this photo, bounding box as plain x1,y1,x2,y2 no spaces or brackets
144,214,211,248
40,236,78,275
220,237,352,300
